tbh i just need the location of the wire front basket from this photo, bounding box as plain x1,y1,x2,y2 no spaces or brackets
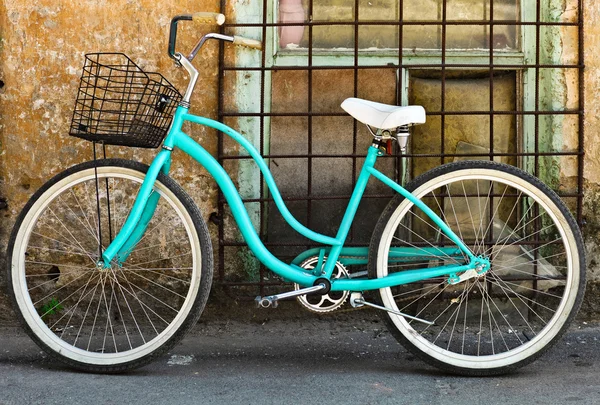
70,53,182,148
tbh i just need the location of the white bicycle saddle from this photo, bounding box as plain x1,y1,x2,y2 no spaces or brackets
341,98,426,130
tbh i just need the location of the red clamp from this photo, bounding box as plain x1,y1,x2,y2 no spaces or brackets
386,139,393,155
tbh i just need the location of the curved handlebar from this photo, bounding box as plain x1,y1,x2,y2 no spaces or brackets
167,13,263,106
168,13,226,60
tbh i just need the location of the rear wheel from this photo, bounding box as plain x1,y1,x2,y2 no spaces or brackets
7,159,213,372
369,160,585,375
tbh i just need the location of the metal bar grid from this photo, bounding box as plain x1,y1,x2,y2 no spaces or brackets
218,20,580,27
220,64,583,70
217,3,226,293
259,0,268,298
215,0,584,295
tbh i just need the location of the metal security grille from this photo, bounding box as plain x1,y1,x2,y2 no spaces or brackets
216,0,584,297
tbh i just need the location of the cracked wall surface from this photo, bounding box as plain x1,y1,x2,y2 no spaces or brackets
583,0,600,289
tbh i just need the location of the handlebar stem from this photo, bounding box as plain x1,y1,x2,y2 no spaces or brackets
175,32,234,107
175,53,199,107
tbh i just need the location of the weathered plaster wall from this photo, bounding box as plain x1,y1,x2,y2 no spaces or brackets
583,0,600,286
0,0,222,321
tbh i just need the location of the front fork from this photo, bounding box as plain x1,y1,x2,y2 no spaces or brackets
99,149,172,267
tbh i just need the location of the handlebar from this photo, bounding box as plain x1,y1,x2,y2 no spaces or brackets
167,12,263,107
168,12,262,60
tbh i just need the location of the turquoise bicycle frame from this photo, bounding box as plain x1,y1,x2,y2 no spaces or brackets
101,106,480,291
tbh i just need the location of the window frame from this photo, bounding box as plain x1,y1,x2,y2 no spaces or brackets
265,0,539,175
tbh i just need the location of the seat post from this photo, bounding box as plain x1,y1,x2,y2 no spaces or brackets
396,125,410,153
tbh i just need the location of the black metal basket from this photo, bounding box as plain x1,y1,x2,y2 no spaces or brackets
69,53,182,148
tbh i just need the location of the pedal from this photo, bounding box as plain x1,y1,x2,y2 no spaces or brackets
349,292,434,325
255,296,278,309
255,283,327,309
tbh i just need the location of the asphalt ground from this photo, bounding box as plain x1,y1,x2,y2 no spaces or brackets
1,316,599,405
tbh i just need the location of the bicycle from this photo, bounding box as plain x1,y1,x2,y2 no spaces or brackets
6,12,586,376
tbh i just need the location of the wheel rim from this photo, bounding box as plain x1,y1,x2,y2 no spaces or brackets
11,166,202,366
377,168,580,370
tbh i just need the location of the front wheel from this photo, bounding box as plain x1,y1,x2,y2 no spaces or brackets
368,160,585,376
7,159,213,372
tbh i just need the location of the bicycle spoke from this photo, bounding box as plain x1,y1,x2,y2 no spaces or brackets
33,270,95,307
114,269,161,336
87,273,109,350
125,251,192,267
47,206,98,264
495,279,565,299
59,193,101,246
113,274,146,346
73,276,102,347
114,270,174,323
408,282,454,325
120,266,193,284
31,231,92,257
487,274,557,320
54,272,101,336
27,245,94,258
102,275,118,353
460,181,484,256
124,237,190,256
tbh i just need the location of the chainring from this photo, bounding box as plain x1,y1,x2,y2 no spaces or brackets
293,256,349,313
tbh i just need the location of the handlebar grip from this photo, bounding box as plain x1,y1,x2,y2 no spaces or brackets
233,36,263,50
192,12,226,25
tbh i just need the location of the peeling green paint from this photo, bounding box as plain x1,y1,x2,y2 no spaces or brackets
536,0,569,190
231,0,272,281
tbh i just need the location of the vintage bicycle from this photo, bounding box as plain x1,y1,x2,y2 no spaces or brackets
6,13,586,376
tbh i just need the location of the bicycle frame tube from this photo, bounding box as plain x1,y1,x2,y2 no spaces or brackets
115,154,173,263
102,149,172,263
102,106,477,291
291,246,464,268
